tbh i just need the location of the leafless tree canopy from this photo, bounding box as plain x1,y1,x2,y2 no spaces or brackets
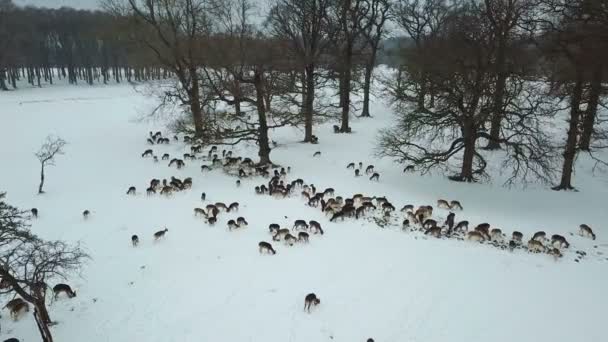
35,135,67,194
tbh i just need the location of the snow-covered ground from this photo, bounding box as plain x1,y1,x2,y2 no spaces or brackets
1,82,607,342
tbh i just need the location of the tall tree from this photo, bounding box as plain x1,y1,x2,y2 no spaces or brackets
360,0,391,117
267,0,333,142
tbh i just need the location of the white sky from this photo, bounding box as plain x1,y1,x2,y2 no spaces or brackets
14,0,101,9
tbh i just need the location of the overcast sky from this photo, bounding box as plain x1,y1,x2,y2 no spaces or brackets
15,0,101,9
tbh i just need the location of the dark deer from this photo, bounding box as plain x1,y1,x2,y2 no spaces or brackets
365,165,374,174
126,186,136,195
298,232,310,243
154,228,168,240
31,208,38,218
579,224,596,240
259,241,276,255
53,283,76,299
369,172,380,181
131,235,139,247
141,149,154,157
304,293,320,313
82,210,91,219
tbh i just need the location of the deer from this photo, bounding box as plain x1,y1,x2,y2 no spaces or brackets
269,223,280,234
131,235,139,247
237,217,248,227
227,220,240,231
53,283,76,299
284,234,297,246
511,231,523,243
194,208,208,218
259,241,276,255
449,200,463,210
201,192,207,201
298,232,310,243
304,293,320,313
437,199,450,209
126,186,136,195
466,231,485,242
31,208,38,218
4,298,26,312
215,202,228,211
369,172,380,181
154,228,168,240
146,187,156,196
313,151,321,157
347,162,355,169
490,229,504,242
403,165,415,172
528,239,546,253
141,149,154,158
293,220,309,231
365,165,375,174
273,229,291,241
548,248,563,260
425,227,442,238
401,204,414,212
228,202,239,212
82,210,91,219
10,301,29,320
551,234,570,249
532,231,546,242
579,224,596,240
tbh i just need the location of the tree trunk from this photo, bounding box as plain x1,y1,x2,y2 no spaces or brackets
361,59,374,117
553,72,584,191
253,71,272,165
340,49,352,132
0,68,8,91
189,68,205,137
38,164,45,194
486,40,508,150
457,123,476,182
579,65,602,151
34,306,53,342
304,64,315,142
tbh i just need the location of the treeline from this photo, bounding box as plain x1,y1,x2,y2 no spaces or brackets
0,0,163,90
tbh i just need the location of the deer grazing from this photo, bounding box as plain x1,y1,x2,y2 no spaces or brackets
9,301,29,320
579,224,596,240
304,293,320,313
31,208,38,218
53,283,76,299
126,186,136,195
131,235,139,247
259,241,276,255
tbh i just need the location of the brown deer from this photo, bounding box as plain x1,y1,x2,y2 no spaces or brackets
154,228,168,240
53,283,76,299
259,241,276,255
273,229,290,241
490,229,504,242
4,298,26,312
548,248,563,260
304,293,320,313
284,234,297,246
425,227,442,238
466,231,486,242
10,301,29,320
454,220,468,232
528,240,546,253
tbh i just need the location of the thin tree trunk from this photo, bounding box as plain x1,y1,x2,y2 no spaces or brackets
340,49,352,132
0,68,8,91
38,164,45,194
304,64,315,142
361,59,374,117
254,71,272,165
486,40,508,150
34,306,54,342
553,72,584,191
189,68,205,137
579,65,602,151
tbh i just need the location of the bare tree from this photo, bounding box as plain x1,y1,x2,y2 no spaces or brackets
379,1,558,185
0,192,89,342
266,0,334,142
103,0,217,138
360,0,391,117
35,135,67,194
